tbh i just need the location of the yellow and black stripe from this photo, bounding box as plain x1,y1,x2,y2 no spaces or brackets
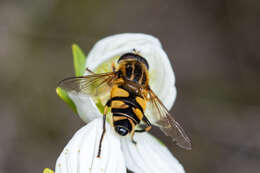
110,85,145,121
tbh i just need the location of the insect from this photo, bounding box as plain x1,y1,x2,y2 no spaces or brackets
58,52,191,157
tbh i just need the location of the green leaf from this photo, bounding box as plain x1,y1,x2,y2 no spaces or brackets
72,44,86,76
43,168,54,173
56,87,77,114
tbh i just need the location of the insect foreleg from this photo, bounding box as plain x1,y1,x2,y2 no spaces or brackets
112,62,116,72
85,67,95,74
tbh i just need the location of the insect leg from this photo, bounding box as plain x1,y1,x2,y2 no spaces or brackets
97,102,110,158
97,115,106,158
85,67,95,74
135,115,152,133
112,62,116,72
131,131,137,145
130,116,151,145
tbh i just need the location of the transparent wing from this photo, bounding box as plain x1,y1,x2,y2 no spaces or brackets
58,72,117,96
146,88,192,150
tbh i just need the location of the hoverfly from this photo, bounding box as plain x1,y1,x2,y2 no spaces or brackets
58,52,191,157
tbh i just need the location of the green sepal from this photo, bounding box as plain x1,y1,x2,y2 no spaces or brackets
43,168,54,173
72,44,86,76
95,99,105,114
56,87,78,114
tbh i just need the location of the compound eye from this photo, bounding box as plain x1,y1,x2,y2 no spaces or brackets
115,126,129,136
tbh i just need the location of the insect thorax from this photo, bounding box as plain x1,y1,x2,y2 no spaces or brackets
118,60,149,86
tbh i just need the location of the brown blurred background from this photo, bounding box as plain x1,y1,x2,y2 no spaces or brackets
0,0,260,172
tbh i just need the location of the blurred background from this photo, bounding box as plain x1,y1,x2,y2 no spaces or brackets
0,0,259,172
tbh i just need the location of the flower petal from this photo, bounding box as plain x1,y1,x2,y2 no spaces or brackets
121,133,185,173
55,118,126,173
68,92,102,123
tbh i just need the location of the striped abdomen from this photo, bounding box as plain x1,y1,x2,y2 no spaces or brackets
109,84,146,134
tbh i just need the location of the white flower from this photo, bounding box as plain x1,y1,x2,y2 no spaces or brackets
56,33,185,173
71,33,176,123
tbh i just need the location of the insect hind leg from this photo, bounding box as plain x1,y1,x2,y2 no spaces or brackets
130,131,137,145
97,104,110,158
134,115,151,133
131,115,151,145
97,115,106,158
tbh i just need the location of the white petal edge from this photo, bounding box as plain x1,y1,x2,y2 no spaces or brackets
121,133,185,173
55,118,126,173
